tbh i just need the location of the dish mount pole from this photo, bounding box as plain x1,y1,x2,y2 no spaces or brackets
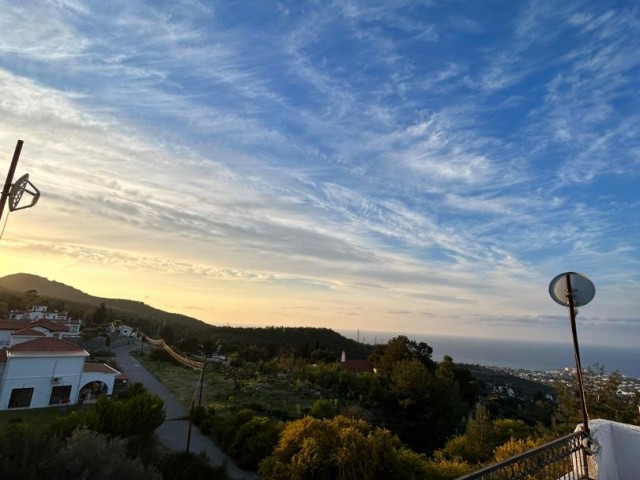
0,140,24,222
565,273,590,436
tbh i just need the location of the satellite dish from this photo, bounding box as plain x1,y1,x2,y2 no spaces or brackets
8,174,40,212
549,272,596,307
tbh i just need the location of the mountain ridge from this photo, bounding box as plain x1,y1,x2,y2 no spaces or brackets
0,272,373,358
0,272,208,325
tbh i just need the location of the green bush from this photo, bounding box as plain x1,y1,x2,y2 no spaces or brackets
310,398,337,419
191,405,207,425
199,416,216,435
228,416,282,470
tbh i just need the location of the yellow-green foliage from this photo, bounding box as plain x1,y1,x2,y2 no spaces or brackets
423,459,474,480
492,437,542,463
259,415,432,480
436,405,538,467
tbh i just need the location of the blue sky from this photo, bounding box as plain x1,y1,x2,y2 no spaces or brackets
0,0,638,346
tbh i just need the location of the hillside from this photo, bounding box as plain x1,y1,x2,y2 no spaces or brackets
0,273,373,359
0,273,199,321
0,273,96,304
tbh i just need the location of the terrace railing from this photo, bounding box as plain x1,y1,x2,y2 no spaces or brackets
457,430,593,480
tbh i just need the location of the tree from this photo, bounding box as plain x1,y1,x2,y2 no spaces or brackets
259,416,430,480
228,416,282,470
94,388,165,437
391,359,432,410
438,404,495,464
48,426,161,480
159,323,175,345
92,302,109,326
24,289,39,307
369,336,436,375
177,336,201,354
553,369,640,432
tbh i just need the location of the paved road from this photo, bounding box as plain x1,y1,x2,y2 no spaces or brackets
113,344,257,480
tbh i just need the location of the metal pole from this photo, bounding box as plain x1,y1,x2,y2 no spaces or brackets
0,140,24,222
186,398,195,453
565,274,591,478
566,273,590,435
198,357,206,406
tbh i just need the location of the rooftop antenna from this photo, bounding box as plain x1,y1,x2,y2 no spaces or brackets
0,140,40,229
549,272,596,437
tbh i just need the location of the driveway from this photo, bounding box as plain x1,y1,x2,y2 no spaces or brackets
113,344,257,480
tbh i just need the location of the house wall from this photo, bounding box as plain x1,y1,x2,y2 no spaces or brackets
0,355,86,409
120,326,134,337
9,335,42,346
65,322,81,335
0,331,11,347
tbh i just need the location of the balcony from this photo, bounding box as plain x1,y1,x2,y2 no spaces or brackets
457,419,640,480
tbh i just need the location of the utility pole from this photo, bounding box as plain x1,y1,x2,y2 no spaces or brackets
186,398,195,454
198,357,207,406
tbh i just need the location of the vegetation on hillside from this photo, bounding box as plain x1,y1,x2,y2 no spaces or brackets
3,274,639,478
0,384,227,480
0,274,372,360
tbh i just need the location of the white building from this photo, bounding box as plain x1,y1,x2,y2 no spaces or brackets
7,306,81,337
0,334,120,410
108,322,136,338
10,305,68,322
0,319,77,347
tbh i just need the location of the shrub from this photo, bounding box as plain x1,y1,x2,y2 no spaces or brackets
48,426,162,480
200,416,216,435
191,405,207,425
310,399,338,419
228,416,282,470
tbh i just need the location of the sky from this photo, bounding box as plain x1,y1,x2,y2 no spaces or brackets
0,0,638,347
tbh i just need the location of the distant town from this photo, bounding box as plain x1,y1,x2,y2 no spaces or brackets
489,365,640,400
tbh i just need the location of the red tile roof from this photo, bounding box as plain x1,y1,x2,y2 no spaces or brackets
11,328,46,337
83,363,120,374
33,319,69,332
0,320,32,331
341,359,374,374
8,337,87,353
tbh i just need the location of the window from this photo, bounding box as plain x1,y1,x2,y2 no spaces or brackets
8,387,34,408
49,385,72,405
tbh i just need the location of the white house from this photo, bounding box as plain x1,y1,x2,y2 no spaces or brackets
0,336,120,410
7,306,81,338
0,320,36,347
9,305,68,322
0,306,82,340
108,322,136,338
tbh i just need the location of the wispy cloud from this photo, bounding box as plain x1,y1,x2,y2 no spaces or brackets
0,0,638,341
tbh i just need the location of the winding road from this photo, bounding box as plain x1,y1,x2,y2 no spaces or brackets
113,344,257,480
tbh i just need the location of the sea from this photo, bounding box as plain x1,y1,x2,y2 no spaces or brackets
338,330,640,379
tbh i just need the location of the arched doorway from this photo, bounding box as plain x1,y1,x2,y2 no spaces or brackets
78,380,108,403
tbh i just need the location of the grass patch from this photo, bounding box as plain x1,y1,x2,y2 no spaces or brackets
0,404,84,429
133,352,325,420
